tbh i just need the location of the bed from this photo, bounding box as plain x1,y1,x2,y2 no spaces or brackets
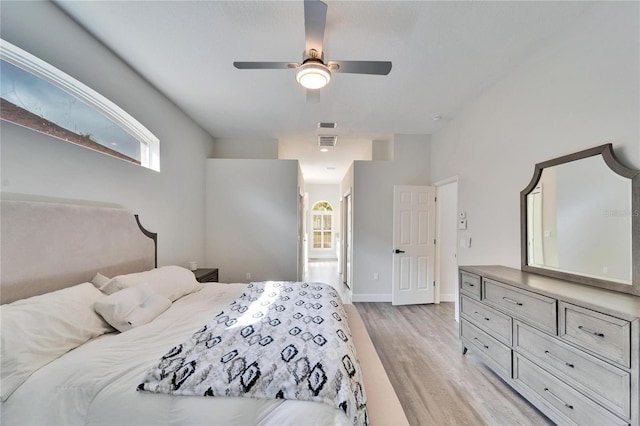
0,198,408,426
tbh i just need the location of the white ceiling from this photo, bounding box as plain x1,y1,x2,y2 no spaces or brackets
55,0,594,183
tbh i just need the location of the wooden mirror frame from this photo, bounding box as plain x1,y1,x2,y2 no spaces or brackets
520,144,640,295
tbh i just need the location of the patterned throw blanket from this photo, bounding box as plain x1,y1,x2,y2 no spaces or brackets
138,282,368,425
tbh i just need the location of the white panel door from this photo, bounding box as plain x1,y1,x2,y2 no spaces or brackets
527,186,544,266
392,185,436,305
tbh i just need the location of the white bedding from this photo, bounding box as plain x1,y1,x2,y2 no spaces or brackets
1,284,352,426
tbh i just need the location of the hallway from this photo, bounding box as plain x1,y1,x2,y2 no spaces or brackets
303,259,352,304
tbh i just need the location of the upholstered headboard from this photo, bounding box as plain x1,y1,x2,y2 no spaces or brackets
1,199,156,304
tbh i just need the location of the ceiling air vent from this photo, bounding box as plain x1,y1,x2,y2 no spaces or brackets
318,135,337,148
318,122,337,129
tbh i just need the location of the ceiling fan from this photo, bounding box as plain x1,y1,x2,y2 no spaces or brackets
233,0,392,102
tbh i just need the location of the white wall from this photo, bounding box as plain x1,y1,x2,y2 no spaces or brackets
205,159,299,283
306,184,341,259
0,1,214,268
352,134,431,301
211,138,278,159
431,2,639,270
372,139,393,161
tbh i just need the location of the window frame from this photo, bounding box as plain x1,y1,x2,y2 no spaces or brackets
0,39,160,171
312,200,333,250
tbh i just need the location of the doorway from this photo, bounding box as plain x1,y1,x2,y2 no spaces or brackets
435,178,459,318
342,190,352,289
303,184,351,302
297,188,305,281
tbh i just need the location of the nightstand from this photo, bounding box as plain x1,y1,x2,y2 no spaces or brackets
193,268,219,283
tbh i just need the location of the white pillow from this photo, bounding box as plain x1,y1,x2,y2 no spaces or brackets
97,266,204,302
91,272,111,290
93,284,171,332
0,283,113,401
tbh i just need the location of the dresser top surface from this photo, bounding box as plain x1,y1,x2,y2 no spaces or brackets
460,265,640,320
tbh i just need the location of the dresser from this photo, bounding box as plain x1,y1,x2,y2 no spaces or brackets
459,265,640,426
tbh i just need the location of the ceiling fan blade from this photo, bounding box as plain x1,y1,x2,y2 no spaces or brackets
233,62,299,70
306,89,320,104
304,0,328,55
329,61,392,75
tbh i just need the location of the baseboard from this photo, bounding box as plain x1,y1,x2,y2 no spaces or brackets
439,293,456,302
352,293,455,303
352,293,392,303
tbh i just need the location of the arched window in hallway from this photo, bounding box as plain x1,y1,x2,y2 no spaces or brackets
312,201,333,249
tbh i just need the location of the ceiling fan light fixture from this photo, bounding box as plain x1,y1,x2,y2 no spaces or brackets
296,62,331,89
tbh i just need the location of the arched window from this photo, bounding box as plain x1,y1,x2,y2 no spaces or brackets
0,40,160,171
312,201,333,249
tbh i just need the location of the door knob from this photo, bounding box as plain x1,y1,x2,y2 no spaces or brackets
394,249,405,254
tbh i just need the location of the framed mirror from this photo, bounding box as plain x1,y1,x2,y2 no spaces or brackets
521,144,639,295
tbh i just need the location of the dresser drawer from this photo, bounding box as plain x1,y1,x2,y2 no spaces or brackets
513,353,627,426
460,295,512,345
460,271,481,300
559,302,631,368
514,320,630,419
482,278,557,335
461,319,511,378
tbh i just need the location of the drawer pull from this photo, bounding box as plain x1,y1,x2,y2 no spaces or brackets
578,325,605,338
544,388,573,410
544,350,575,368
464,282,475,287
502,297,523,306
473,337,489,349
473,311,490,321
544,387,574,410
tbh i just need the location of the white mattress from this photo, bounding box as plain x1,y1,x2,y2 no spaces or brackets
1,284,353,426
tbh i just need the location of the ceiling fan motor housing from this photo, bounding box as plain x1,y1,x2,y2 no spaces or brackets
303,48,324,63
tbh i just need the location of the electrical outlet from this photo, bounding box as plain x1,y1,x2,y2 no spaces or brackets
245,272,251,280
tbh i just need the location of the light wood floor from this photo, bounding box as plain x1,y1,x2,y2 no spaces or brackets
303,259,351,303
355,302,554,426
